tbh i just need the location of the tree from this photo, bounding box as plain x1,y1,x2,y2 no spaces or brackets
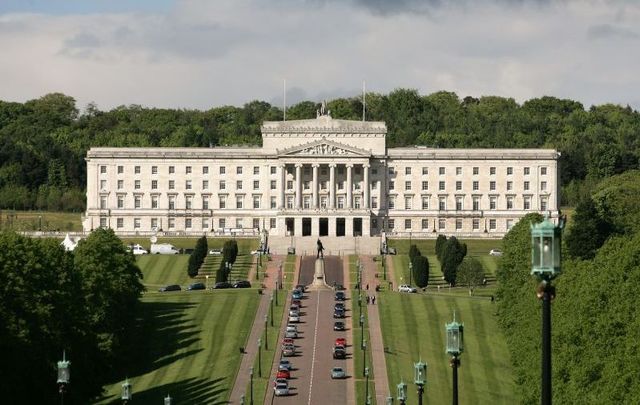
456,257,485,295
435,234,447,261
412,255,430,288
565,197,612,260
223,239,239,266
440,236,467,284
188,236,208,278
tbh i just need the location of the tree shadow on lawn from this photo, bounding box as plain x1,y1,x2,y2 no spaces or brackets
101,376,229,404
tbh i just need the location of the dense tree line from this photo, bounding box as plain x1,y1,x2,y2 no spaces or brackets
0,228,144,404
1,91,639,210
495,171,640,403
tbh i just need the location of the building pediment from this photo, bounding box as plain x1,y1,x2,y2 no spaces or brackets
278,138,371,157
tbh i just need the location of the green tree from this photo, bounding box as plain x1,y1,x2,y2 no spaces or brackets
435,234,447,261
456,257,485,295
188,236,208,277
411,255,430,288
565,197,612,260
440,236,467,284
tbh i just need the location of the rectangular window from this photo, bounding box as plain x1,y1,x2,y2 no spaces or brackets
456,167,462,175
439,167,445,175
219,180,226,190
117,218,124,228
219,195,226,209
541,181,547,191
421,219,428,229
151,195,158,209
405,196,412,210
117,165,124,174
439,218,446,230
237,166,242,175
134,196,141,209
338,181,344,190
490,197,497,210
303,196,310,209
186,166,192,174
100,165,107,174
118,195,124,209
253,180,260,190
270,196,277,208
169,196,176,210
473,197,480,211
151,180,158,190
117,180,123,190
185,180,192,190
405,181,411,191
439,181,445,191
203,166,209,174
287,180,293,190
540,197,548,211
135,166,141,174
236,180,242,190
507,196,514,209
203,180,209,190
473,181,479,191
270,166,276,175
506,219,514,230
253,218,260,229
422,167,428,175
389,181,395,190
405,167,411,175
134,180,141,189
337,196,345,209
371,197,378,209
456,181,462,191
169,166,175,174
456,197,463,211
202,196,209,210
202,218,209,229
236,196,243,209
185,196,192,209
354,196,361,209
270,218,276,228
524,196,531,210
507,167,513,175
321,196,328,209
473,218,480,230
507,181,513,191
456,219,463,230
541,167,547,175
489,181,496,191
405,219,412,229
100,180,107,190
253,166,260,175
169,180,175,190
303,181,310,190
220,166,225,174
473,167,479,175
168,217,175,229
490,167,496,175
100,196,107,209
253,196,261,209
388,219,395,229
152,166,158,174
388,197,395,210
489,219,497,230
185,218,192,229
439,197,446,210
370,181,376,190
422,181,428,191
134,218,141,229
219,218,225,228
287,196,294,209
524,181,530,191
270,180,276,190
422,197,429,210
524,167,530,175
388,167,395,175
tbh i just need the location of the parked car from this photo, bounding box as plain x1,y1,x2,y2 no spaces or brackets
333,308,345,318
295,284,306,292
283,345,296,357
331,367,346,379
213,281,232,289
285,327,298,338
288,314,300,323
333,321,345,331
276,370,291,379
333,346,346,359
273,378,287,387
187,282,206,291
335,337,346,347
159,284,181,292
489,249,503,257
150,243,180,254
292,289,303,300
398,284,418,293
233,280,251,288
208,248,223,255
278,359,292,371
129,244,148,255
334,302,345,311
292,299,302,307
274,382,289,396
282,338,294,347
333,283,345,291
335,291,346,301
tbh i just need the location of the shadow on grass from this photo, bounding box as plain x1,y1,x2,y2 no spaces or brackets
100,376,228,404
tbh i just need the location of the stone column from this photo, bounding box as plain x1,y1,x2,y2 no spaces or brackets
279,164,286,209
312,164,319,209
329,163,336,209
346,164,353,209
363,164,370,209
295,163,302,209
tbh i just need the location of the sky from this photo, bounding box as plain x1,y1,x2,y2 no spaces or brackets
0,0,639,111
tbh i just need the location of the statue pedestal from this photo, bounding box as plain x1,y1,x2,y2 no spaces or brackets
307,258,331,291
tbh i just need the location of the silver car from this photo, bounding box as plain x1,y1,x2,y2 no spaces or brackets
331,367,346,379
274,382,289,396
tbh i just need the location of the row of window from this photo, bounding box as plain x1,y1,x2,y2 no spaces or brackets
386,218,514,231
102,216,274,230
100,165,276,176
389,180,549,192
391,166,548,176
388,195,548,211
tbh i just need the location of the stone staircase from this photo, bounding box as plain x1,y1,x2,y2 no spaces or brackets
268,236,380,256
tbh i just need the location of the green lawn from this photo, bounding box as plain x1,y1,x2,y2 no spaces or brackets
379,292,516,404
0,210,82,231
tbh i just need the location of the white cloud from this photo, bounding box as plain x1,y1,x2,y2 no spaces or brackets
0,0,639,110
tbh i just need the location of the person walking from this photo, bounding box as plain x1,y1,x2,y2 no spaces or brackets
372,296,376,305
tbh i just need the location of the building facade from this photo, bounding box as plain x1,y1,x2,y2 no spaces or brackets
83,114,560,238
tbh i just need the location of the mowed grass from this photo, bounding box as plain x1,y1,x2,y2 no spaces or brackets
0,210,82,231
379,292,516,404
94,255,260,404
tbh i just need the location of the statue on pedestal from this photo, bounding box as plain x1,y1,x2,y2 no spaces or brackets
317,239,324,259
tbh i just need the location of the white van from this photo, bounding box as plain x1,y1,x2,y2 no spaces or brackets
130,244,148,255
151,243,180,255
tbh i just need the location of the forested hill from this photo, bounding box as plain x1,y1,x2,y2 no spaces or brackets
1,90,639,211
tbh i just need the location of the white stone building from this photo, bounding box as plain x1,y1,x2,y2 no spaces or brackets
83,114,560,239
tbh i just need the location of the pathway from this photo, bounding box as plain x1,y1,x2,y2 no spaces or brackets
343,257,356,405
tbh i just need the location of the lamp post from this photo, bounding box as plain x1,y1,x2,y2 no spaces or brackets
249,367,254,405
205,275,209,289
397,381,407,405
363,339,367,376
365,367,370,404
386,395,394,405
240,394,245,405
57,350,70,405
264,315,268,350
164,394,172,405
531,216,565,405
257,338,262,377
270,294,274,327
358,293,362,319
360,314,365,350
414,360,427,405
446,313,464,405
409,261,413,286
278,263,283,291
121,378,132,403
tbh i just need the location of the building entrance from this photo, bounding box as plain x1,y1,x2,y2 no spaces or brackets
336,218,345,237
302,218,312,236
319,218,328,236
353,218,362,236
286,218,294,235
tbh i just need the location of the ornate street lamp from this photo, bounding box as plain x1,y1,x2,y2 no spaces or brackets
397,381,407,405
57,350,70,404
531,215,565,405
386,395,394,405
270,294,274,327
249,367,254,405
264,315,269,350
121,378,132,403
164,394,172,405
363,339,367,377
365,367,370,405
240,394,245,405
414,360,427,405
360,314,365,350
446,313,464,405
257,338,262,377
409,261,413,286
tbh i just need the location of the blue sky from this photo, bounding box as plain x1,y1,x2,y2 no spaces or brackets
1,0,639,111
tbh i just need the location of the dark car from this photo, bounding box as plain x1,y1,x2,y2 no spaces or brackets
233,280,252,288
333,308,345,318
334,302,345,311
187,282,206,291
159,284,181,292
334,321,345,331
292,289,303,300
335,291,346,301
213,281,232,289
295,284,306,292
333,283,345,291
333,346,346,359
